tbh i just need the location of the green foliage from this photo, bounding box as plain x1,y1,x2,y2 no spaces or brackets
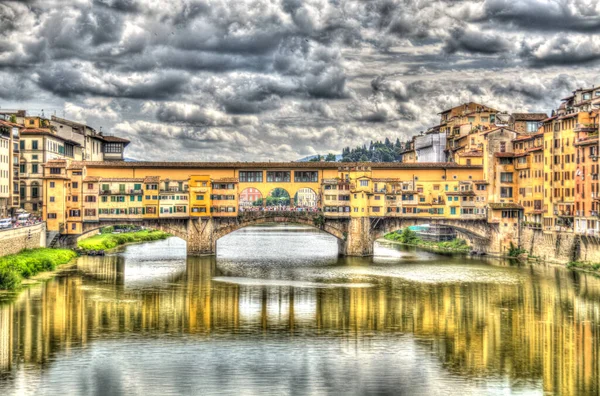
325,153,337,162
78,230,170,251
9,114,17,123
341,138,403,163
313,214,325,228
567,261,600,271
100,226,114,234
384,229,470,252
508,242,527,257
0,248,78,290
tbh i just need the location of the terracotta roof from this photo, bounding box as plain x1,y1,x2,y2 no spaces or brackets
558,113,578,120
459,151,483,157
526,146,543,152
143,176,160,183
84,176,101,182
575,137,599,146
511,113,548,121
489,203,523,210
541,115,558,122
98,135,130,144
67,163,84,170
20,129,82,146
46,160,67,167
480,127,519,136
0,120,24,128
78,161,484,170
21,128,54,134
512,132,543,142
472,180,489,184
213,178,239,183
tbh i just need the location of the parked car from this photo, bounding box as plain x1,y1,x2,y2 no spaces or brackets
0,218,12,229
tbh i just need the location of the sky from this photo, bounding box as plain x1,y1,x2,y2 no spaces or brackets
1,0,600,161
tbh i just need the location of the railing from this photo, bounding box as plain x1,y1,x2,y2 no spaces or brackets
100,189,144,195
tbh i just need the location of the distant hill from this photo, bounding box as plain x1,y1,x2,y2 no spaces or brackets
296,154,342,162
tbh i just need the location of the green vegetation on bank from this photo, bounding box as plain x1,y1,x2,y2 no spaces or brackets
567,261,600,272
0,248,77,290
384,228,470,252
77,228,171,251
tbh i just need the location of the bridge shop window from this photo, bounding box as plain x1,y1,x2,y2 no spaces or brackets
146,206,157,214
267,171,291,182
192,207,207,213
294,171,318,183
239,171,263,182
68,210,80,217
84,209,96,216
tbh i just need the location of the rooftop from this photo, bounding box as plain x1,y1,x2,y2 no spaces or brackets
489,203,523,210
511,113,548,121
75,161,483,170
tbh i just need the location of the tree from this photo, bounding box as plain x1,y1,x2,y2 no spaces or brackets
9,114,17,123
325,153,337,162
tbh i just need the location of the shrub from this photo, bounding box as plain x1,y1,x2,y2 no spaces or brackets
100,226,114,234
78,229,170,251
0,248,78,290
508,242,527,257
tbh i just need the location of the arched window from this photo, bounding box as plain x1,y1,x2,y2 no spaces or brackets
19,182,26,200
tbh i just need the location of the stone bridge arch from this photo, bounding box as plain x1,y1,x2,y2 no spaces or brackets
371,217,496,252
79,219,190,243
209,211,348,253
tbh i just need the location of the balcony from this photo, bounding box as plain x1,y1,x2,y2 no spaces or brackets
575,123,598,132
160,188,188,193
100,189,144,195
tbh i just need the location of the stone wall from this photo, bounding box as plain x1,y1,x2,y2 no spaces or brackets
520,227,600,264
0,223,46,257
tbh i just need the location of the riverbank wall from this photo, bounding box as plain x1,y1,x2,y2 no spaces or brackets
0,223,46,257
520,227,600,264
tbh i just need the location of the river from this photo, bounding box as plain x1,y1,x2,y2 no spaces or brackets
0,224,599,395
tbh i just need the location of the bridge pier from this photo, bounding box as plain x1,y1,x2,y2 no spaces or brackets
186,218,216,255
340,217,374,256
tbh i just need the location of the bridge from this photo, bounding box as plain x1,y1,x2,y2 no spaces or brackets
76,211,500,256
44,160,519,256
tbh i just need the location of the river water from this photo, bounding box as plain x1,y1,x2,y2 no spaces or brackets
0,224,599,395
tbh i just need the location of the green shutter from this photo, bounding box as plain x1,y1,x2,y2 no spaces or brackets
130,196,134,202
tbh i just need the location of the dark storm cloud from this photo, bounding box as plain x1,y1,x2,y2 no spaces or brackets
443,27,512,55
1,0,600,161
480,0,600,32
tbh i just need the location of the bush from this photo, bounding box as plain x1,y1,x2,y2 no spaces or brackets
78,230,170,251
0,248,78,290
100,226,114,234
0,268,21,290
508,242,527,257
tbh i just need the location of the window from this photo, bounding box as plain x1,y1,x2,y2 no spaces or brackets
500,142,506,152
50,182,55,188
85,209,96,216
85,195,96,202
69,210,81,217
31,164,38,174
49,197,55,202
500,187,513,198
104,143,123,153
72,182,78,188
239,171,263,182
50,167,61,174
360,180,369,187
500,172,513,183
72,196,78,202
31,140,38,150
20,140,24,150
266,171,291,182
294,171,318,182
526,121,538,133
47,213,57,219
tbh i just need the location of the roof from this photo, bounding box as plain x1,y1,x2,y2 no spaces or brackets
0,120,24,128
511,113,548,121
74,161,484,170
458,151,483,158
213,178,239,183
46,160,67,167
495,152,516,158
51,115,95,132
575,137,599,146
67,163,84,170
512,132,543,142
20,129,82,146
480,127,519,136
489,203,523,210
83,176,101,182
143,176,160,183
98,135,130,145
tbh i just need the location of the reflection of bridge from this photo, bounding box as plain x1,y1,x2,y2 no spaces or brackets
78,211,500,255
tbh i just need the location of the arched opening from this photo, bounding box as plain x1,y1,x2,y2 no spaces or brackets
265,188,290,209
380,224,485,253
239,187,263,211
294,188,318,210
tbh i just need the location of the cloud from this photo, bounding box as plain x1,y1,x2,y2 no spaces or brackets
1,0,600,161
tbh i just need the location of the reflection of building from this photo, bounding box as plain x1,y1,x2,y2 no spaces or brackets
240,188,261,205
295,188,317,207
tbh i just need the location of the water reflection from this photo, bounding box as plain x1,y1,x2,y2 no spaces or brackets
0,225,599,395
